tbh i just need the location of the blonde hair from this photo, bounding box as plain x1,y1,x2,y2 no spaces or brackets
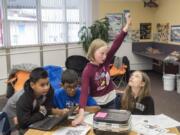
121,71,151,111
87,39,107,61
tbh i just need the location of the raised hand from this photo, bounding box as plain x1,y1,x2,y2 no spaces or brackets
125,13,132,26
123,13,132,32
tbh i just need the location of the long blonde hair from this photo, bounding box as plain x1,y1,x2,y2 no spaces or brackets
87,39,107,61
121,71,151,111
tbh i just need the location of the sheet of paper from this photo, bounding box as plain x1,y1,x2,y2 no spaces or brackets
161,133,176,135
134,120,168,135
84,113,95,126
131,114,180,129
53,125,91,135
68,112,95,126
150,114,180,128
131,115,155,129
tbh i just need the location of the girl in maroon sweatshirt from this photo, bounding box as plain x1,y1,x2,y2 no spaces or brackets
72,13,132,126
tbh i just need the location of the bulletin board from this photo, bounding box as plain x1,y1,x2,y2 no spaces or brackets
140,23,152,40
156,23,169,42
106,13,123,40
171,25,180,42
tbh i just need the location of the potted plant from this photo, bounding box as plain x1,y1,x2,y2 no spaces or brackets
78,17,109,53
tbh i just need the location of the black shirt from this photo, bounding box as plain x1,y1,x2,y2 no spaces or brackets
16,80,54,129
132,96,155,115
118,95,155,115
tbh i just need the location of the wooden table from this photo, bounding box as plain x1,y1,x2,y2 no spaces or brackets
25,126,180,135
25,116,180,135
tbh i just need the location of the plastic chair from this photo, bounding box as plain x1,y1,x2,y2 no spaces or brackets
5,64,38,98
109,56,129,88
6,71,30,98
65,55,89,77
109,63,127,88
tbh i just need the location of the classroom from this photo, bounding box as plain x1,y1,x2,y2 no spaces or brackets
0,0,180,135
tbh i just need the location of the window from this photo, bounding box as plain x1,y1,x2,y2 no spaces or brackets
0,1,3,47
41,0,65,43
1,0,90,46
66,0,81,42
41,0,81,43
7,0,38,46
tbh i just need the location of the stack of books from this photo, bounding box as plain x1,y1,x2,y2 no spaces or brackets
93,109,131,133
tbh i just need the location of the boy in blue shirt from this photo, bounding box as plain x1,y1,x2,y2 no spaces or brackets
53,69,99,112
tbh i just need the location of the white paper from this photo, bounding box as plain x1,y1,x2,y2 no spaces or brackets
162,133,176,135
53,125,91,135
68,112,94,126
131,114,180,129
133,120,168,135
84,113,95,126
150,114,180,128
131,115,155,129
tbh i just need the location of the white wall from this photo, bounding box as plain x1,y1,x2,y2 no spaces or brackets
114,42,152,70
0,44,85,96
0,42,152,95
10,47,41,67
68,44,86,57
0,49,8,95
43,45,66,67
0,50,7,79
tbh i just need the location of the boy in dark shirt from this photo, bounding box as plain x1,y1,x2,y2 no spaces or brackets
16,68,61,131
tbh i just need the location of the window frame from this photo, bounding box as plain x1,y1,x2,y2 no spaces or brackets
7,0,38,46
1,0,85,48
0,0,4,48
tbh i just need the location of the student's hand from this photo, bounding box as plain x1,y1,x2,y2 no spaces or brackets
71,115,84,126
51,108,69,116
39,105,47,116
71,108,84,126
84,106,101,113
125,13,132,26
13,116,18,125
62,108,69,115
123,13,132,32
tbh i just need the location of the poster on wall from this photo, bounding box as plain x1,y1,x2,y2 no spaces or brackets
131,30,140,42
156,23,169,42
171,25,180,42
140,23,152,40
106,13,123,40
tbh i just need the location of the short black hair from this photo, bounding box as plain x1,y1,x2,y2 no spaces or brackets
62,69,78,84
30,67,48,83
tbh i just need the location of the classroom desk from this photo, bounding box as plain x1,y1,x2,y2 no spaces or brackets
25,122,180,135
25,128,180,135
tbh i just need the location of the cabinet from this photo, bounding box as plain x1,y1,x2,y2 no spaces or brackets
153,59,179,74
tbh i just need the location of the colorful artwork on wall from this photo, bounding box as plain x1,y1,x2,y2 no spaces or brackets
171,25,180,42
156,23,169,42
131,30,140,42
140,23,152,40
106,13,123,40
